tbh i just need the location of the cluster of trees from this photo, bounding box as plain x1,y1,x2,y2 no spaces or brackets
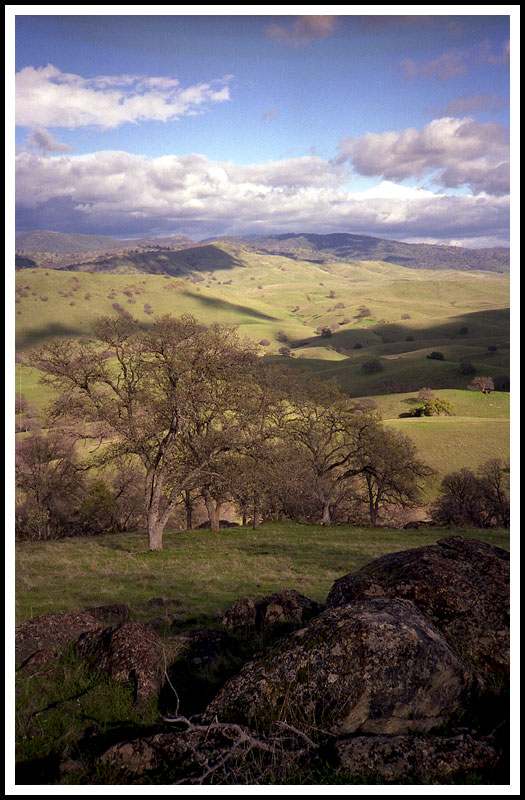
432,459,510,528
17,313,435,550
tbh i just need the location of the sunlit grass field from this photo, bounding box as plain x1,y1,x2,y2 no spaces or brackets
15,523,509,628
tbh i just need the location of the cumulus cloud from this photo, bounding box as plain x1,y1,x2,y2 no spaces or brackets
400,39,510,81
439,93,508,116
337,117,509,195
15,64,232,130
14,149,509,246
266,15,339,46
25,126,71,153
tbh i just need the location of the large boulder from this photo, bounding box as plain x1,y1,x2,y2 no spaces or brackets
221,589,320,633
15,610,103,666
331,733,499,784
206,597,476,736
343,536,510,679
74,621,164,701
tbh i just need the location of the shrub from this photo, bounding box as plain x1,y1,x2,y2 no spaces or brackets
355,305,371,319
426,351,444,360
258,339,271,346
487,345,498,352
353,397,379,412
432,459,509,528
459,361,476,375
401,313,411,320
493,375,510,392
361,359,383,374
379,378,405,394
353,342,363,349
276,330,288,343
467,376,495,394
419,397,454,416
278,346,293,357
405,335,415,342
417,387,434,402
458,326,469,335
15,394,29,414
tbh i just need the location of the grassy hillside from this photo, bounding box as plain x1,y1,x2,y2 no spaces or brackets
13,253,510,506
15,523,509,626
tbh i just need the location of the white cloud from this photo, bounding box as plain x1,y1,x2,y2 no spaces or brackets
15,150,510,246
338,117,509,195
15,64,233,130
399,39,510,81
25,126,71,153
266,15,339,46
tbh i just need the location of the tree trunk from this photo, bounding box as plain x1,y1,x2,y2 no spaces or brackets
321,501,332,525
147,516,165,551
203,488,221,532
252,493,261,530
184,490,193,531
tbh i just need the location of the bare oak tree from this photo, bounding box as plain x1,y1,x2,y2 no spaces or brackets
29,313,258,550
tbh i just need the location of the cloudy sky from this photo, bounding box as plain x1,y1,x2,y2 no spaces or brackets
11,8,515,246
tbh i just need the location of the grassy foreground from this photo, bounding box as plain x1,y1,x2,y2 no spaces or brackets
15,522,509,627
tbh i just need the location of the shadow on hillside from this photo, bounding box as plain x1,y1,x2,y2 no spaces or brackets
67,244,246,276
186,291,279,321
290,308,510,353
16,322,87,351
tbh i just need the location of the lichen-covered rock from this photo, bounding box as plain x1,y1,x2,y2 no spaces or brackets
206,597,476,736
82,604,130,625
326,573,385,609
74,621,164,701
332,733,499,783
355,536,510,678
221,589,320,633
15,611,103,665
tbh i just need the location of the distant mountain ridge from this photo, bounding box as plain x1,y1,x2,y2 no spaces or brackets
15,229,510,273
225,233,510,273
15,230,194,255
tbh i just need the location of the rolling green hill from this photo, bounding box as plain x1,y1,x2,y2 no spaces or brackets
13,243,510,505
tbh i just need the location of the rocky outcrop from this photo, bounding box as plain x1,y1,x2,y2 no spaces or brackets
221,589,320,633
207,597,476,736
15,610,103,666
82,604,130,625
331,733,499,783
352,536,510,678
326,573,385,608
74,621,164,701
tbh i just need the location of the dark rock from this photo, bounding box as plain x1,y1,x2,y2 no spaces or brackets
146,597,168,607
356,535,510,678
332,733,499,783
169,628,235,671
16,646,58,675
99,724,308,784
74,621,164,701
221,589,321,633
206,597,476,736
83,604,130,624
160,628,246,717
196,520,240,529
15,611,103,665
326,573,385,609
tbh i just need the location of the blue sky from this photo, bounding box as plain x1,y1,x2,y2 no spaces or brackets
11,8,515,245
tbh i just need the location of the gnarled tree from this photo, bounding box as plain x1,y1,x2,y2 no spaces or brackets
29,313,258,550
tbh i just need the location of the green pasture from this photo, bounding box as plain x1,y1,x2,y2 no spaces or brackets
385,416,510,497
14,523,509,628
